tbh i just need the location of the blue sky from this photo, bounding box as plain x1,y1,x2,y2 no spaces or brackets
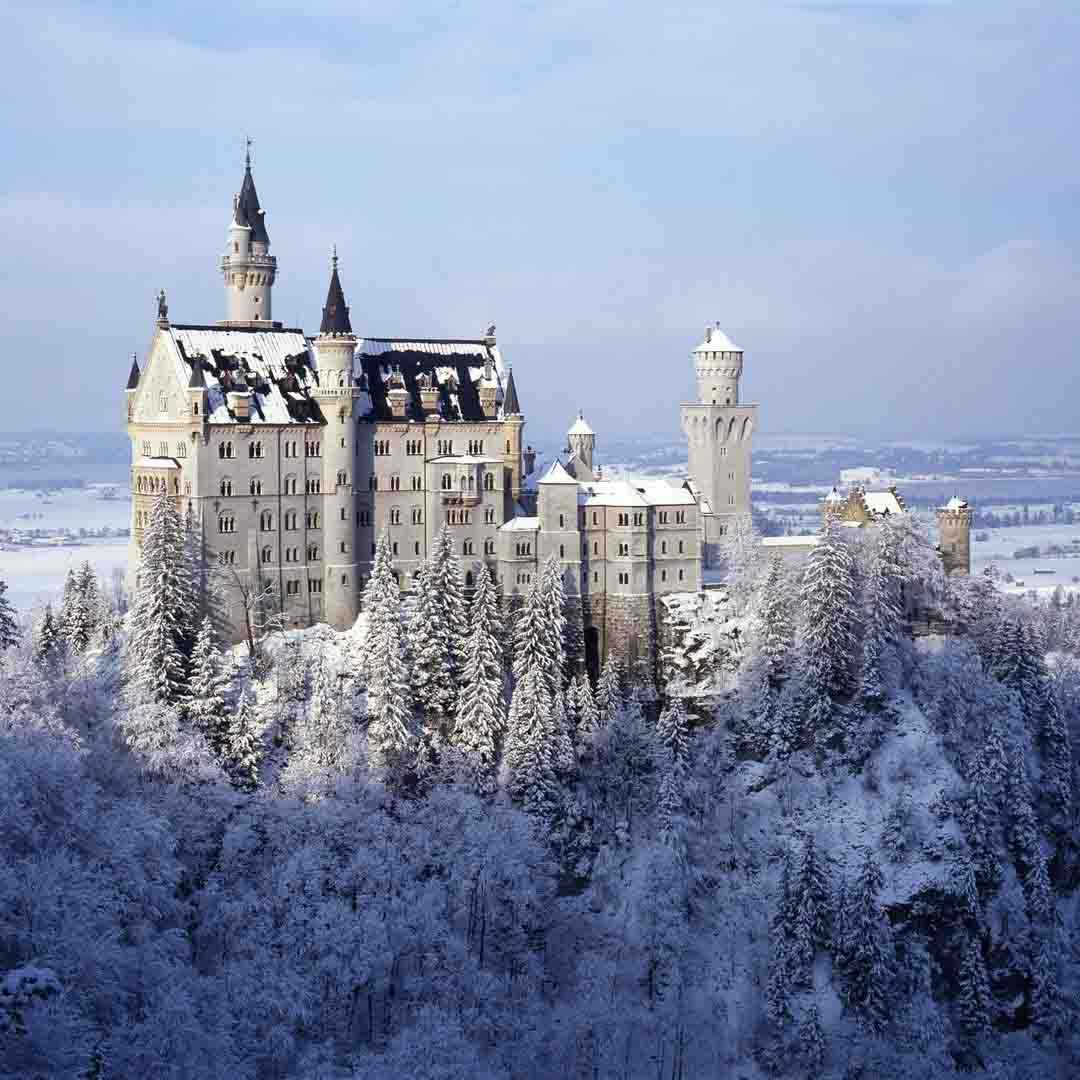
1,1,1078,443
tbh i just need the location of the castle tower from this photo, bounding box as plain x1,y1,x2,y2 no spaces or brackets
567,412,596,476
680,323,758,566
220,146,277,326
937,496,972,576
312,249,360,628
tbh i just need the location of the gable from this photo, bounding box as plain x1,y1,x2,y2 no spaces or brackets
130,328,189,424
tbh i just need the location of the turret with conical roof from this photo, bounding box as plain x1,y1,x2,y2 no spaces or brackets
220,144,278,326
566,411,596,477
503,366,521,416
319,248,352,335
937,495,972,576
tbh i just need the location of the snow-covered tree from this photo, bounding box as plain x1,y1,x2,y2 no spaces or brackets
791,834,831,984
183,616,230,748
1005,741,1052,921
800,517,858,734
655,697,690,772
363,534,414,779
846,848,893,1031
278,638,309,704
451,563,505,793
226,689,261,790
124,488,189,704
595,653,624,728
504,665,560,818
956,934,991,1040
798,1004,826,1073
758,555,794,680
1030,931,1064,1041
34,603,60,663
573,672,600,750
718,512,763,615
564,595,586,679
0,578,20,651
766,850,797,1027
860,519,903,704
1037,685,1073,819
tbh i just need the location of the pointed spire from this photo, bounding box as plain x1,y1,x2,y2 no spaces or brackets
319,247,353,336
503,365,521,416
126,353,141,390
234,144,269,245
187,357,206,389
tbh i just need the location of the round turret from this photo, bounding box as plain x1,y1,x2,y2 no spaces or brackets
567,411,595,472
937,496,972,576
220,153,277,325
694,322,743,405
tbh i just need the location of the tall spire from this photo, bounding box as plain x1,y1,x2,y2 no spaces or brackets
125,353,141,390
319,246,353,336
503,365,521,415
233,143,269,245
221,147,276,324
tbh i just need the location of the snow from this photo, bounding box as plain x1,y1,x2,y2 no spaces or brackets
694,324,741,351
862,490,904,516
567,413,594,437
500,515,540,532
538,460,578,485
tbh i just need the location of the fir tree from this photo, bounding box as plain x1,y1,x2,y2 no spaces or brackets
860,520,903,704
539,554,568,695
1037,687,1072,819
1030,931,1064,1041
451,563,505,793
226,689,261,790
798,1004,826,1073
792,834,831,984
595,653,624,728
846,849,893,1032
1006,741,1053,921
657,756,686,858
766,851,797,1027
34,603,60,663
124,488,189,704
184,616,230,748
800,517,858,734
58,569,78,648
363,534,414,779
68,561,101,654
564,594,586,679
956,935,992,1040
278,638,309,704
574,673,600,749
655,697,690,772
0,580,19,651
504,665,560,818
758,555,794,680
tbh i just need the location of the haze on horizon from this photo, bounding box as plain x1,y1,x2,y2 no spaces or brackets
2,1,1078,444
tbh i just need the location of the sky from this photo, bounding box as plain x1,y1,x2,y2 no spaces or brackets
1,0,1078,444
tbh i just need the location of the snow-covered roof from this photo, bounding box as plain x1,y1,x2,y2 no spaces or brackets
568,413,594,437
943,495,969,511
694,323,741,353
500,515,539,532
169,324,323,426
135,456,180,469
824,486,845,503
429,455,503,465
862,491,904,516
354,337,508,422
636,479,696,507
539,460,578,485
578,481,647,508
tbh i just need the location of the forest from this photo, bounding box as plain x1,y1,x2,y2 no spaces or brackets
1,489,1079,1078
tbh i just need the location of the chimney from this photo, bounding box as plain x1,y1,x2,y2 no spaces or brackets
227,391,251,420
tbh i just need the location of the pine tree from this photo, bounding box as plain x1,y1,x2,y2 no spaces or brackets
58,569,78,648
504,665,560,818
595,654,624,728
1030,931,1064,1041
657,756,686,857
564,594,586,679
278,638,309,704
574,673,600,749
846,849,893,1032
67,561,101,654
792,834,831,984
758,555,794,680
956,935,991,1040
34,603,60,663
124,488,189,704
226,689,261,790
798,1004,826,1072
451,563,505,793
656,697,690,772
0,579,20,651
800,517,858,734
1038,686,1072,820
184,616,230,748
860,520,903,704
766,851,797,1027
363,534,414,778
539,554,568,695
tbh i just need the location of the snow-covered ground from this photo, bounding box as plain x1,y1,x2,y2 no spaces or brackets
0,488,131,611
971,522,1080,595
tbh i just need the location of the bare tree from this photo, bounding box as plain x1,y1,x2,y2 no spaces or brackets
218,565,287,670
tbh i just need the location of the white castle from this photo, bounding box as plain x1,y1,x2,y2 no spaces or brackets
125,158,967,673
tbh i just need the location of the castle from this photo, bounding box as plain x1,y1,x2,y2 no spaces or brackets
125,158,970,673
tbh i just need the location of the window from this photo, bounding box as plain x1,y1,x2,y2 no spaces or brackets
463,539,474,555
515,541,532,557
484,472,495,491
390,507,402,525
249,441,263,459
369,474,377,490
411,507,423,525
659,511,668,524
306,510,321,529
219,479,232,497
437,439,454,456
484,538,495,555
728,495,735,505
392,541,399,556
729,471,735,481
406,439,422,456
218,550,236,566
679,569,685,582
307,544,320,561
618,572,629,585
414,541,421,555
341,574,350,586
340,507,347,521
341,438,346,449
284,475,297,495
358,509,371,527
592,512,598,526
177,443,187,458
284,441,297,459
261,546,272,565
219,441,234,460
720,446,727,457
390,475,401,491
158,392,168,414
250,478,263,495
374,439,390,456
286,580,301,596
305,441,321,458
285,510,297,530
259,511,273,531
617,513,629,527
218,514,235,533
142,440,151,455
618,542,629,556
337,470,349,487
675,510,686,524
661,569,668,582
411,474,423,491
193,402,199,416
158,441,168,457
678,540,684,554
468,439,484,455
306,478,321,495
484,507,495,524
441,473,452,491
559,514,565,528
593,571,599,583
593,542,599,555
559,544,565,558
465,570,474,588
661,540,668,554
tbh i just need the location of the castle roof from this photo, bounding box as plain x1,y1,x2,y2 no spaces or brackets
187,356,206,389
568,413,593,437
539,460,578,485
862,490,904,516
125,355,141,390
502,367,521,415
319,254,352,336
233,163,269,244
943,495,969,511
694,323,741,352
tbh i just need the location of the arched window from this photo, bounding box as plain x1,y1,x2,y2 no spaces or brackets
177,443,187,458
484,472,494,491
285,475,297,495
158,392,168,414
250,478,263,495
260,511,273,531
441,473,452,491
484,539,495,556
249,441,263,459
260,546,272,565
307,544,319,561
460,475,468,492
390,507,401,525
559,544,565,558
463,539,474,555
465,570,474,588
219,479,232,497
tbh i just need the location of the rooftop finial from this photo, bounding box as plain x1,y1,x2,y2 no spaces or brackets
157,288,168,322
331,244,338,272
245,136,252,170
